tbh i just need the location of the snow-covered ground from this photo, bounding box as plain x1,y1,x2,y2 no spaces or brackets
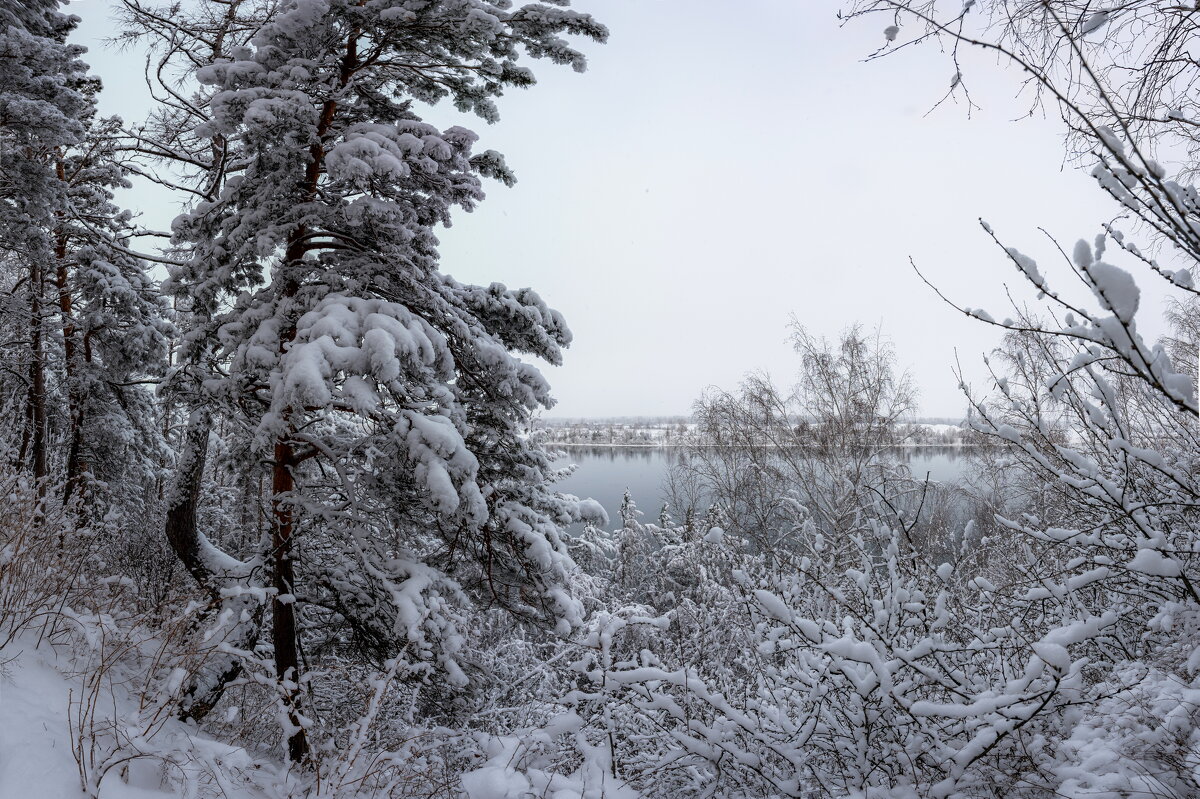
0,643,87,797
0,637,272,799
0,638,636,799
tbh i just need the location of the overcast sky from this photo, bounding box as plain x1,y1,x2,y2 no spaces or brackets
72,0,1174,419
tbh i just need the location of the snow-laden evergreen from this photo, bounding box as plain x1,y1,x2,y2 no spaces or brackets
138,0,608,763
0,0,169,509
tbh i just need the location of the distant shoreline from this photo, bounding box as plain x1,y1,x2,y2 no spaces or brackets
543,442,987,450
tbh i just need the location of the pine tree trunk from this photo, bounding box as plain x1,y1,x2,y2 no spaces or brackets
28,257,47,497
16,393,32,469
165,406,262,721
53,169,86,502
270,221,311,765
165,407,215,582
270,440,308,763
270,237,309,762
262,29,356,766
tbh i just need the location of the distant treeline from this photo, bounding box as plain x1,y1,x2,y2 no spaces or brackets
537,418,976,447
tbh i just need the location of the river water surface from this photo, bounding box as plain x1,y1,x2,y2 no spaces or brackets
551,446,974,531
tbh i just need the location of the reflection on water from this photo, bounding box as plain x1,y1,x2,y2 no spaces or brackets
550,445,976,532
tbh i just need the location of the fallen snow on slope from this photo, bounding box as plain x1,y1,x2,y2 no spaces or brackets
0,643,86,797
0,638,275,799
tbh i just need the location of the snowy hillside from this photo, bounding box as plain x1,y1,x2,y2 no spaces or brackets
0,639,272,799
1,645,91,797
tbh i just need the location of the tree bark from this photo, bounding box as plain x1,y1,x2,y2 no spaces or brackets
260,28,359,765
53,158,87,502
165,407,215,583
270,439,307,763
28,257,47,498
165,406,262,721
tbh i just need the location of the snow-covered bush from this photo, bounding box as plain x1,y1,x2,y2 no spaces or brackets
673,324,924,552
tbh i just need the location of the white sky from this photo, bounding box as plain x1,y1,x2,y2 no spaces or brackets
71,0,1176,419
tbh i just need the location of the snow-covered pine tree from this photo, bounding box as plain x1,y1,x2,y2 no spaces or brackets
50,115,173,507
110,0,290,728
0,0,91,490
1,0,167,511
160,0,606,761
